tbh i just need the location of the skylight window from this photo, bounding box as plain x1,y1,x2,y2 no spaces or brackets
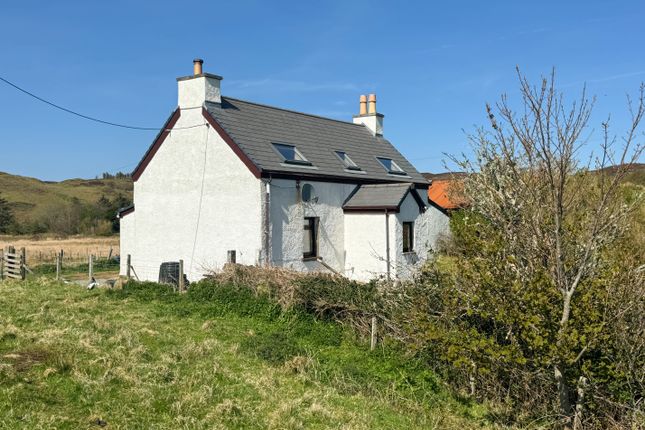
376,157,406,175
273,143,312,166
334,151,361,170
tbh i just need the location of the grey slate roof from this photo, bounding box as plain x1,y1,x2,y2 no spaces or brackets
343,183,421,210
205,97,428,184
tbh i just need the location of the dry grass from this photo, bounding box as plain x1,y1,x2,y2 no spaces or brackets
0,235,119,265
0,278,495,429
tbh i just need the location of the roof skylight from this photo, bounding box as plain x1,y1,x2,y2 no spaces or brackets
334,151,361,171
273,143,312,166
376,157,406,175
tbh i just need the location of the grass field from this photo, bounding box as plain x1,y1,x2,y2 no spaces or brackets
0,278,498,429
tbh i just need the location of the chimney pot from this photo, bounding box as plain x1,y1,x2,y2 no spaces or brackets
193,58,204,75
368,94,377,114
359,94,367,115
353,93,383,136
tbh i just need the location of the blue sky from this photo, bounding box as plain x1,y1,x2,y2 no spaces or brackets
1,1,644,181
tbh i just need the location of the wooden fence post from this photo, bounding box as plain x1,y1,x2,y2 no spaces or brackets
178,259,185,292
0,248,4,281
20,248,26,280
88,254,94,281
370,316,378,351
126,254,131,280
56,252,62,281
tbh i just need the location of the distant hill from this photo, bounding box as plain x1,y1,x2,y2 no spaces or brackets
0,172,132,235
422,172,468,181
597,163,645,186
423,164,645,186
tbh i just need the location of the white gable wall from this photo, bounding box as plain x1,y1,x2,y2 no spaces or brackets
121,107,262,281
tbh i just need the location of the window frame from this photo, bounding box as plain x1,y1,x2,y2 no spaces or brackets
272,142,312,166
402,221,414,253
376,157,407,175
334,150,362,171
303,217,319,259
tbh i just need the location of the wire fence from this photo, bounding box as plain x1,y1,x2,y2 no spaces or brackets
28,248,118,266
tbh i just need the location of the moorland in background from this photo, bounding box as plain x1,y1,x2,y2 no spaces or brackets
0,171,132,236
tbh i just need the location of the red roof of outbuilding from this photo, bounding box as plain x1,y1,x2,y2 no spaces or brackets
427,179,466,210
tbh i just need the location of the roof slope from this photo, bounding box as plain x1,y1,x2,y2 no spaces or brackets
343,183,422,211
205,97,427,184
427,179,467,210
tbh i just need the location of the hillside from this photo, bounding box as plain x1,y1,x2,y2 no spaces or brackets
423,164,645,186
0,279,492,429
0,171,132,234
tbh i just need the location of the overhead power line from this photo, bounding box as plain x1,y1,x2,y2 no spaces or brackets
0,76,204,131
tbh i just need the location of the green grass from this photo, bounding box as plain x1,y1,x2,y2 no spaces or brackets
29,257,120,277
0,278,495,429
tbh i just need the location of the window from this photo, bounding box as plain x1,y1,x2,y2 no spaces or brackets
303,217,319,258
376,157,406,175
273,143,312,165
402,222,414,253
334,151,361,170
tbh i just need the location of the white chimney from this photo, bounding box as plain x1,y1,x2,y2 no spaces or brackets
177,58,222,108
353,93,384,136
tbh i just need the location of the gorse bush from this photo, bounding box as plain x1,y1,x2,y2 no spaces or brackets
402,209,645,428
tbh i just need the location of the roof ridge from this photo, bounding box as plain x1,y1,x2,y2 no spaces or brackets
220,96,369,129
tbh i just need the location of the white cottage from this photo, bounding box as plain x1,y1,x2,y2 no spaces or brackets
119,60,449,282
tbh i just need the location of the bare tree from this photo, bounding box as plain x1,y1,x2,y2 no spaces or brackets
454,68,644,428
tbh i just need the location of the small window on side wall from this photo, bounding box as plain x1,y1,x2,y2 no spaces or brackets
402,222,414,253
303,217,319,258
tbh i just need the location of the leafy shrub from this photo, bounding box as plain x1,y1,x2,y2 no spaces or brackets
207,265,383,336
188,280,281,320
397,208,645,428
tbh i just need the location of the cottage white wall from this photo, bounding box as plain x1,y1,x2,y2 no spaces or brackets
267,181,449,282
119,212,134,275
120,107,262,281
269,179,355,274
344,212,391,281
394,192,451,280
393,193,425,280
425,204,450,252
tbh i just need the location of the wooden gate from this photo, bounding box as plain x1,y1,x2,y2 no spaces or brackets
0,246,26,280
